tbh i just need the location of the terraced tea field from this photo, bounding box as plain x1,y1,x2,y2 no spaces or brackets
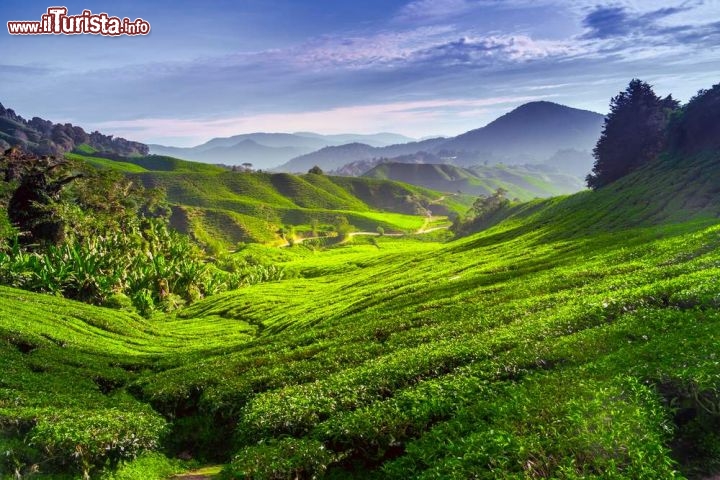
3,151,720,479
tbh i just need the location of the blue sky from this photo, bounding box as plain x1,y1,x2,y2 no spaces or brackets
1,0,719,146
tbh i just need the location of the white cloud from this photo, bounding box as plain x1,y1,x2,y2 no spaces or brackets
93,96,545,145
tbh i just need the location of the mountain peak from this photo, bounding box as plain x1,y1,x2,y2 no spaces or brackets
438,101,604,163
508,100,601,116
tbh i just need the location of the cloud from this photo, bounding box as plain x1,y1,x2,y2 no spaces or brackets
413,35,579,66
5,0,718,146
582,6,631,39
287,26,456,70
93,96,545,145
396,0,477,22
279,26,579,73
0,64,52,76
581,4,693,39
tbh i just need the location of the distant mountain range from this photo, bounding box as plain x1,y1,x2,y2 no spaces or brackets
280,138,447,173
277,102,604,175
0,99,602,198
149,132,417,169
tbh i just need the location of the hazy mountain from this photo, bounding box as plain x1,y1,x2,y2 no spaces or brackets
278,143,378,173
149,132,417,169
277,102,603,174
292,132,417,147
277,137,447,172
545,149,596,178
363,162,584,200
331,151,443,176
440,101,604,165
150,139,311,169
191,133,329,151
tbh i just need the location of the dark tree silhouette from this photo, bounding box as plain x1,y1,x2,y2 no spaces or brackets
2,148,83,244
668,83,720,154
308,165,324,175
587,79,679,189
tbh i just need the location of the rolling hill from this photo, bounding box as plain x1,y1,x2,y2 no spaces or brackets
4,86,720,479
134,170,466,248
363,162,585,200
3,142,720,478
67,149,470,249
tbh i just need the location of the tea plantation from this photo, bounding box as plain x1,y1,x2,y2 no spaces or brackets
3,149,720,479
68,149,472,250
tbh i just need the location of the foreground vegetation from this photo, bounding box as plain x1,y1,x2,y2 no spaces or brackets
1,145,720,478
2,82,720,479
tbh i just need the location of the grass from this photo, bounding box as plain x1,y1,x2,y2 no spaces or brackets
132,169,456,247
67,151,468,249
66,152,150,173
364,162,584,200
3,151,720,478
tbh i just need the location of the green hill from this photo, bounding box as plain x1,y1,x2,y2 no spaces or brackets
363,162,584,200
135,170,465,247
65,151,471,248
3,144,720,478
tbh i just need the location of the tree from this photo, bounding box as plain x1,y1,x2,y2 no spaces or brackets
451,187,510,235
2,148,83,244
587,79,679,189
310,218,319,236
308,165,324,175
334,215,353,240
471,187,508,218
667,83,720,154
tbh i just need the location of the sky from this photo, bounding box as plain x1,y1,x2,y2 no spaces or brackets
1,0,719,146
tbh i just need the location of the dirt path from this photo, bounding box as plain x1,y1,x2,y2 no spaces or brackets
279,222,451,247
279,197,453,247
172,465,222,479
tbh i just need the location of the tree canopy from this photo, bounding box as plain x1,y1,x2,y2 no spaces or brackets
587,79,679,189
668,82,720,155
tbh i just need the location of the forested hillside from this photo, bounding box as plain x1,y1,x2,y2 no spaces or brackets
0,104,147,157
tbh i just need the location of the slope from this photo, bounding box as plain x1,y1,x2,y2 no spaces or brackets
440,101,604,164
131,169,462,247
62,150,463,249
4,148,720,478
364,162,584,200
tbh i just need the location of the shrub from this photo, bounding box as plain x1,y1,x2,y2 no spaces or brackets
225,438,337,479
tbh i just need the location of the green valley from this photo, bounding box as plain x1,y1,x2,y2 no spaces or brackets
2,80,720,480
2,142,720,478
67,149,469,249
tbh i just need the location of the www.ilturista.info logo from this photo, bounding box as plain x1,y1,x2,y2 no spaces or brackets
7,7,150,36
